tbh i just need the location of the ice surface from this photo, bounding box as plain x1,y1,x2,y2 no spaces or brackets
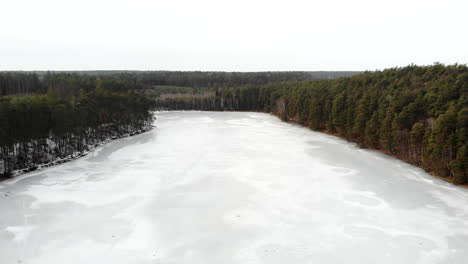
1,111,467,264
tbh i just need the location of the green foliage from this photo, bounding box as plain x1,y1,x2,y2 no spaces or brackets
0,81,154,174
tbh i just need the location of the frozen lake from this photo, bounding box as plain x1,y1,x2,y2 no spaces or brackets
1,111,468,264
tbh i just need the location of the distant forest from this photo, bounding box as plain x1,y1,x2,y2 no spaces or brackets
155,64,468,185
0,71,359,96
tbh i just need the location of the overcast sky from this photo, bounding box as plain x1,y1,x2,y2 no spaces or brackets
1,0,467,71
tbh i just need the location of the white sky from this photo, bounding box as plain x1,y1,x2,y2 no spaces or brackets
1,0,467,71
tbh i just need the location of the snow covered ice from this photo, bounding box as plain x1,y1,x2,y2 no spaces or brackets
1,111,468,264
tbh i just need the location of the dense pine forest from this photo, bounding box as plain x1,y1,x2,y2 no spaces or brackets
0,71,358,96
155,64,468,185
45,70,359,89
0,73,154,177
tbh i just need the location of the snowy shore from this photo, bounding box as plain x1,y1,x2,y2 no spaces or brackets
1,125,154,179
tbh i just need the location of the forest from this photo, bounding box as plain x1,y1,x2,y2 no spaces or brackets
155,64,468,185
51,70,359,89
0,73,154,177
1,71,359,96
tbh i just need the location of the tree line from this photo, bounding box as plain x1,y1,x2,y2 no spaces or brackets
129,71,359,89
0,73,43,96
155,64,468,185
0,73,154,177
1,71,360,97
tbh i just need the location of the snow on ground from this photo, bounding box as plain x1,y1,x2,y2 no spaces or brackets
1,111,467,264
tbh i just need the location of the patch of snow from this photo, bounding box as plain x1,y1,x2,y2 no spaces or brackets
5,225,35,243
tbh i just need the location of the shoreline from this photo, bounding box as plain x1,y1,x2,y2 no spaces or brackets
275,113,468,189
5,110,465,189
157,109,468,189
0,125,154,181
